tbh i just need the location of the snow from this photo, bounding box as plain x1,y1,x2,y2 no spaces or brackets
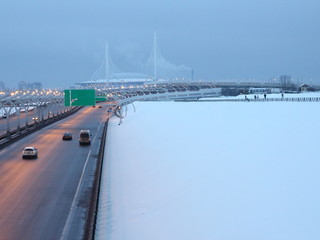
95,92,320,240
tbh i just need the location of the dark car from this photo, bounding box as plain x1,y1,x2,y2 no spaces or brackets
62,132,73,140
32,117,39,123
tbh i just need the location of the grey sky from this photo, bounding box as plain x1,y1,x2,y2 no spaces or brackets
1,0,319,88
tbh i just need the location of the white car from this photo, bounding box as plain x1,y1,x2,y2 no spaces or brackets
22,147,38,159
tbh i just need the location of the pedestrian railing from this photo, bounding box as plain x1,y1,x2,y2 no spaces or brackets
177,97,320,103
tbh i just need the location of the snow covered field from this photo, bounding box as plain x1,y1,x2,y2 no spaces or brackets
96,92,320,240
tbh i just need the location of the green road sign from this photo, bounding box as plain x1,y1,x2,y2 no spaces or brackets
64,89,96,106
95,96,107,102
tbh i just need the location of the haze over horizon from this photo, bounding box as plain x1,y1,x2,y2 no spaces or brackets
1,0,319,88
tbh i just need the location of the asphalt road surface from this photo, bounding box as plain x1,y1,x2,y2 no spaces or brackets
0,105,108,240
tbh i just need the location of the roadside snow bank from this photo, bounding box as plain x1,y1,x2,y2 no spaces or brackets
96,92,320,240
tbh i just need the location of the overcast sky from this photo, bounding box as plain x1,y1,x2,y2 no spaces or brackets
1,0,319,88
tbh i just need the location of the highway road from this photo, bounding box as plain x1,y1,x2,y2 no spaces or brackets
0,105,108,240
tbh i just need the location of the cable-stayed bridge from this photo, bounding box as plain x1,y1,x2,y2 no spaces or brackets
87,33,192,84
142,33,192,80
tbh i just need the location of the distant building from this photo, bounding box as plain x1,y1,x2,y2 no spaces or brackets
300,84,308,92
18,81,42,90
30,82,42,90
18,81,28,90
298,84,315,92
0,81,5,90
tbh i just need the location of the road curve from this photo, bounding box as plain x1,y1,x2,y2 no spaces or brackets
0,105,108,240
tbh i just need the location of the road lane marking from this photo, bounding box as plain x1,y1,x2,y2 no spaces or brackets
60,119,105,240
92,121,102,145
60,149,92,240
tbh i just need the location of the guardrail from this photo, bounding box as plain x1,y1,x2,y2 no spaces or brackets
0,107,82,150
84,119,109,240
117,88,222,106
176,97,320,103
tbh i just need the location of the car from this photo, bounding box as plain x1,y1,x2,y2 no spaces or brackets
32,117,39,123
62,132,73,140
98,105,102,108
22,147,38,159
79,130,91,145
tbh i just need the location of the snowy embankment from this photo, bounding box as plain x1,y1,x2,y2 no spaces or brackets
95,92,320,240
